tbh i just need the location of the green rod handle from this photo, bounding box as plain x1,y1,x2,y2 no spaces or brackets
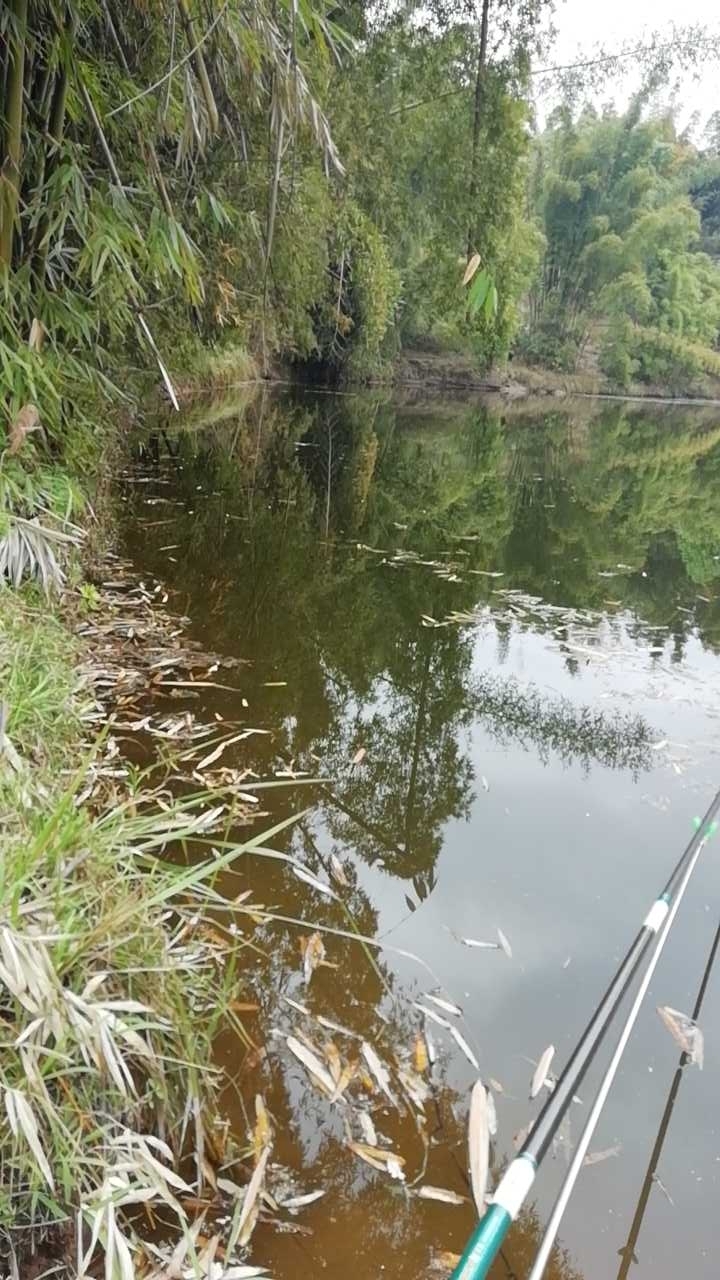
450,1203,512,1279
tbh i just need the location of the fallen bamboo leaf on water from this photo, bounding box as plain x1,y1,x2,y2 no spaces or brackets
286,1036,336,1096
488,1076,504,1094
468,1080,490,1217
300,931,326,984
329,854,349,887
358,1110,378,1146
228,1145,270,1251
461,938,499,950
416,1185,467,1205
348,1142,405,1178
280,1189,326,1211
497,927,513,959
413,1032,429,1075
657,1006,704,1067
351,747,367,766
424,993,463,1018
450,1025,480,1070
531,1046,556,1099
361,1042,397,1106
429,1251,462,1275
415,1002,452,1030
291,863,338,900
486,1089,498,1138
583,1144,622,1167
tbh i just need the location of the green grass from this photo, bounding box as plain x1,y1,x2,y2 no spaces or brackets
0,589,264,1276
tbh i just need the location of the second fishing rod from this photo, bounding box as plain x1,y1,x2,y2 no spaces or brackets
450,786,720,1280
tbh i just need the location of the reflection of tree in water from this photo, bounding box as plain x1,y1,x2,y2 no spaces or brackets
321,625,476,895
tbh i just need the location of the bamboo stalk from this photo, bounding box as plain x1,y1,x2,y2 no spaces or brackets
176,0,219,135
0,0,29,268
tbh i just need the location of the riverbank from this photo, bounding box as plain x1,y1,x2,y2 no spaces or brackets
385,348,720,404
0,567,277,1276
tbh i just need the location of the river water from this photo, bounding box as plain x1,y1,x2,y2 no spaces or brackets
121,388,720,1280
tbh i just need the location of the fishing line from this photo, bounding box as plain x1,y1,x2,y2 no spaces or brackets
450,788,720,1280
527,818,719,1280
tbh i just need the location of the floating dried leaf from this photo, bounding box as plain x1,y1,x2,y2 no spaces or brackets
280,1189,326,1210
531,1046,555,1099
416,1185,467,1205
657,1006,704,1067
413,1032,429,1075
352,747,367,766
286,1036,336,1096
450,1025,480,1070
583,1144,622,1167
430,1250,462,1275
292,863,338,900
358,1110,378,1146
415,1002,451,1030
497,928,513,959
486,1090,498,1138
329,854,349,887
468,1080,490,1217
348,1142,405,1178
461,938,499,950
361,1042,397,1106
300,931,326,985
424,993,462,1018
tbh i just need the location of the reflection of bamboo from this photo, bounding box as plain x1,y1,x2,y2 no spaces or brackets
405,644,432,854
616,920,720,1279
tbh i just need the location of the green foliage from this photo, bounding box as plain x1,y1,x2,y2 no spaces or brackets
524,103,720,388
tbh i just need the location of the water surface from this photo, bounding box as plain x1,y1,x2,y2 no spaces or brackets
121,390,720,1280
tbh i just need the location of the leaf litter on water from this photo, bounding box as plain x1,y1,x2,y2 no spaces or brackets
450,1025,480,1070
416,1185,467,1205
657,1006,704,1067
583,1144,622,1167
497,928,513,959
468,1080,490,1218
361,1041,397,1106
530,1045,555,1099
424,993,463,1018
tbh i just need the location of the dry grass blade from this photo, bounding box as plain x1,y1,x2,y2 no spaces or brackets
468,1080,489,1218
4,1088,54,1190
227,1145,271,1253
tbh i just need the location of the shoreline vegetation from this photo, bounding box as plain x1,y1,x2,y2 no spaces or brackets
0,562,281,1276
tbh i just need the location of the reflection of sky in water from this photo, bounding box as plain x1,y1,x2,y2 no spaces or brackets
123,396,720,1279
323,612,720,1280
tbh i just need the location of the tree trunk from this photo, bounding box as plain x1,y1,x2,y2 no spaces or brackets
0,0,29,268
467,0,491,260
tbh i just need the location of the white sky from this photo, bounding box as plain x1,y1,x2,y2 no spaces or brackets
540,0,720,133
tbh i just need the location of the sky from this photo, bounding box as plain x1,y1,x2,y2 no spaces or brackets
539,0,720,133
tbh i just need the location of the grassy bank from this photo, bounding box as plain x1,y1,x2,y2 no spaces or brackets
0,586,264,1276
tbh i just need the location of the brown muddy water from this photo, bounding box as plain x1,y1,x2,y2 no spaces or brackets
120,389,720,1280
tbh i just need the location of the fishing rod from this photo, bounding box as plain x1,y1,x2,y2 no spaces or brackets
616,917,720,1279
450,789,720,1280
527,811,716,1280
